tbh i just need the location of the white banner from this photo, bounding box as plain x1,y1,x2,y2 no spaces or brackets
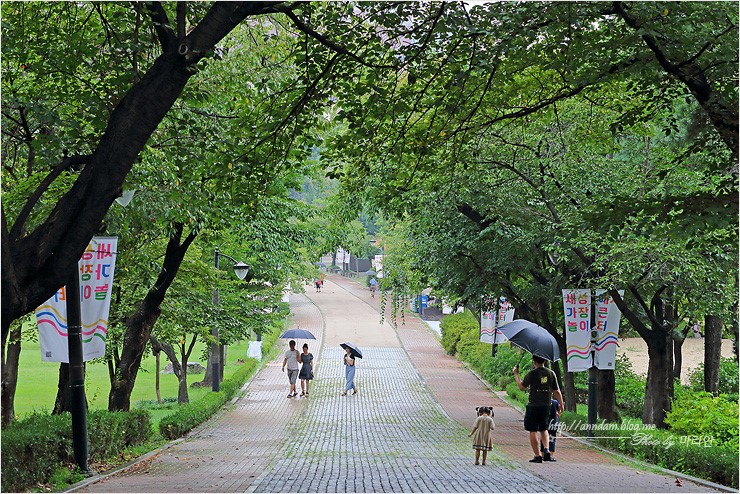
480,297,513,344
593,289,624,370
563,289,592,371
36,237,118,362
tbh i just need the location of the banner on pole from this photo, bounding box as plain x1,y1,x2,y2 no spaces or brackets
593,289,623,370
480,297,513,343
563,289,592,371
35,237,118,363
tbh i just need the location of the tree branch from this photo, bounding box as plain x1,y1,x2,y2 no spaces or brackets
9,154,91,240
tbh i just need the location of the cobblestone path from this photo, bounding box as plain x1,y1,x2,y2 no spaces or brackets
247,346,551,493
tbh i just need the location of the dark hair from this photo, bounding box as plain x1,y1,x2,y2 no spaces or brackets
476,406,494,417
303,343,308,349
289,340,296,348
533,355,546,364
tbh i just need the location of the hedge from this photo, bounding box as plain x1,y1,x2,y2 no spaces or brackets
559,411,739,488
158,358,258,439
1,409,151,492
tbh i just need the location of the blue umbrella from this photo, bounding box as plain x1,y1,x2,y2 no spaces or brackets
280,328,316,339
340,342,363,359
498,319,560,362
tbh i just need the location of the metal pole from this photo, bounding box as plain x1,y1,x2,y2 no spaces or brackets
587,292,598,438
491,297,499,357
212,248,220,392
66,267,89,471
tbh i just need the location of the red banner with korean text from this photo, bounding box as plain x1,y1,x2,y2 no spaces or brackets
35,237,118,362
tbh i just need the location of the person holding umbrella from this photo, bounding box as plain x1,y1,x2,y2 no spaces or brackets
282,340,301,398
513,355,564,463
340,343,362,395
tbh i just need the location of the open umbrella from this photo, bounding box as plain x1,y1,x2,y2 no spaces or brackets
340,342,363,359
280,328,316,339
365,270,377,277
498,319,560,362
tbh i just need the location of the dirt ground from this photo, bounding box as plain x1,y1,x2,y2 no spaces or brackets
617,337,735,384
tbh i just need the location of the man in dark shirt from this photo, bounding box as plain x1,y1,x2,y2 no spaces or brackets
514,355,564,463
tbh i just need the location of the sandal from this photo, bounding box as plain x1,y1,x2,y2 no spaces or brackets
340,391,347,396
300,392,305,397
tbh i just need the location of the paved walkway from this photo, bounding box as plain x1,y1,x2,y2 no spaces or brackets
73,276,724,493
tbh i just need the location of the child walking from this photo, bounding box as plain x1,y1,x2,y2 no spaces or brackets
468,406,495,465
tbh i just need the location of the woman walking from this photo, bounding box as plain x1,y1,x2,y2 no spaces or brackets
341,346,357,395
298,343,314,397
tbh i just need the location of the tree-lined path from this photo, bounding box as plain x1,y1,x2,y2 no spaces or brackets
73,277,720,493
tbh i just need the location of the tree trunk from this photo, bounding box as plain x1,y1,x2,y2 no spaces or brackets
673,324,691,381
642,330,673,428
704,314,723,394
52,363,71,414
597,370,617,422
1,322,21,427
198,353,214,387
108,226,196,411
559,341,577,412
151,336,188,404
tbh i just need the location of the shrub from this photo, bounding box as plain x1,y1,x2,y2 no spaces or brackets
687,357,739,398
505,381,528,407
559,411,738,488
614,353,646,418
1,409,151,493
665,389,739,446
440,311,477,355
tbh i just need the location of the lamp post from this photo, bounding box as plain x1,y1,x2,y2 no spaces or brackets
212,247,249,392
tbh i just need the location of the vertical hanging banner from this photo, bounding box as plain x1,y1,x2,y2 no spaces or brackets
35,237,118,362
563,289,592,371
480,305,496,344
593,289,624,370
495,297,514,342
480,297,513,343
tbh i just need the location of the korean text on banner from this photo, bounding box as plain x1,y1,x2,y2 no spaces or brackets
593,289,624,370
35,237,118,363
480,297,513,344
480,309,496,343
563,289,592,371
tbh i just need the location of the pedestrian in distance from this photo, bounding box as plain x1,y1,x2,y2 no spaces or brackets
281,340,301,398
513,355,564,463
315,279,321,292
468,406,495,465
369,276,377,297
341,346,357,395
298,343,314,397
539,398,560,461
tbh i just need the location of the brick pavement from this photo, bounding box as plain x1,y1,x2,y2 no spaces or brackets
327,274,724,493
72,277,726,493
75,294,323,493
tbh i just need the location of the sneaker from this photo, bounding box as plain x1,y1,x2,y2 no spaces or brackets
543,451,551,462
529,456,543,463
547,457,557,462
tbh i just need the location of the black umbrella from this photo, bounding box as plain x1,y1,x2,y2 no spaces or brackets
280,328,316,339
340,342,363,359
498,319,560,362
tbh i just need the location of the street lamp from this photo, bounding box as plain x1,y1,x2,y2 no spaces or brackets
212,247,249,392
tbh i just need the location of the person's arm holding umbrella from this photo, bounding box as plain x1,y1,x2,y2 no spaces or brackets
513,365,527,391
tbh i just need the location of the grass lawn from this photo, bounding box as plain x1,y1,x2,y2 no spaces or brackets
13,336,253,421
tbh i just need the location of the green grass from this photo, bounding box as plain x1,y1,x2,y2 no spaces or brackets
13,337,253,421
